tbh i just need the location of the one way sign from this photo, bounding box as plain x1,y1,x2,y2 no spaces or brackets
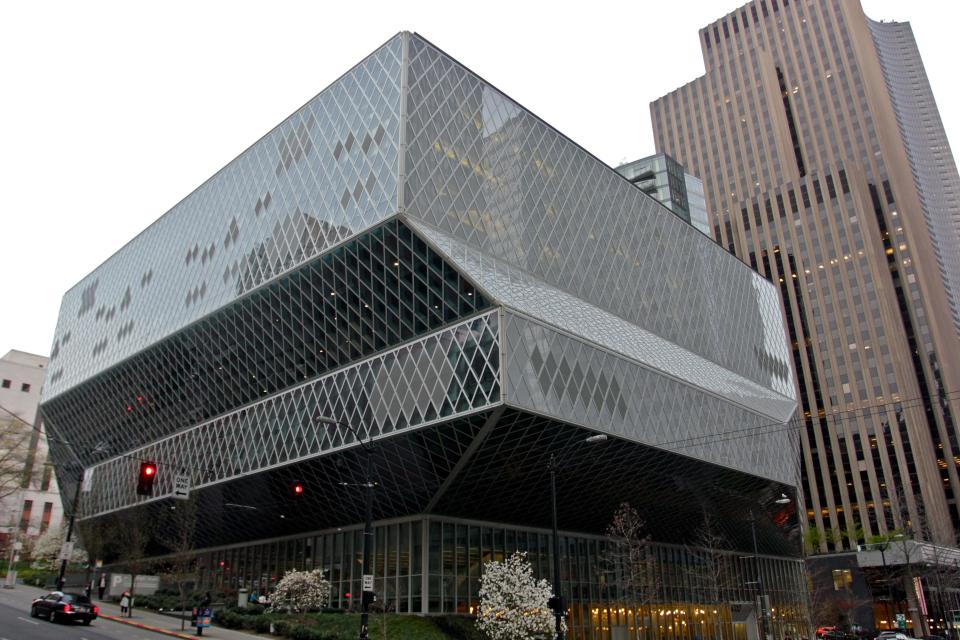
173,474,191,500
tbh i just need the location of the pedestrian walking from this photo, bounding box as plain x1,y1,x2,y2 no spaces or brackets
98,573,107,600
120,591,130,615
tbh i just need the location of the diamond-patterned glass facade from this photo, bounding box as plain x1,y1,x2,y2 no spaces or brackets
42,218,489,468
79,310,500,517
42,32,804,638
501,312,798,485
401,35,793,398
44,34,404,399
413,219,796,412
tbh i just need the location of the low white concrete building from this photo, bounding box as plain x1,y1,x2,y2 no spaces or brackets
0,349,61,549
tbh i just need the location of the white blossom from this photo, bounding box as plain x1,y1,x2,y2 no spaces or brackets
269,568,331,613
476,551,563,640
30,526,87,569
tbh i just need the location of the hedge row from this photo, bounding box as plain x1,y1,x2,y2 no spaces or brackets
214,607,484,640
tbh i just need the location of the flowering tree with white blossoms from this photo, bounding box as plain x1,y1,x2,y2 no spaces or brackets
30,525,88,569
269,569,331,613
476,551,562,640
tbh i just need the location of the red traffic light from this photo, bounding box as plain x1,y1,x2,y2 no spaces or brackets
137,461,158,496
293,483,304,495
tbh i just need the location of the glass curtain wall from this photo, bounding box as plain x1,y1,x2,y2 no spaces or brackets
191,516,807,640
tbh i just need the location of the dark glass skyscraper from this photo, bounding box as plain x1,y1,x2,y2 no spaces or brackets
42,33,804,639
617,152,713,237
652,0,960,632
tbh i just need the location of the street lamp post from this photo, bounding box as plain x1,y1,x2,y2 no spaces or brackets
55,442,110,591
749,512,768,640
316,416,375,640
548,433,608,640
877,542,894,628
749,494,790,640
549,453,563,640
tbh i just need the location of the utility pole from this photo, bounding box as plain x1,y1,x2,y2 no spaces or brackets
750,511,769,640
316,416,375,640
547,434,607,640
359,442,374,640
549,454,564,640
56,471,83,590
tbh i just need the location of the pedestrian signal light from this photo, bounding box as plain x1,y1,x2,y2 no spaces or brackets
137,461,157,496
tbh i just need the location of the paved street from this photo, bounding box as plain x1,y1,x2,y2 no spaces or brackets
0,584,252,640
0,596,152,640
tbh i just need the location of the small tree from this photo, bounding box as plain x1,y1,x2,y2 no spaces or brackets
476,551,558,640
0,415,32,501
158,495,200,629
269,569,331,613
687,509,733,640
111,509,150,617
602,503,659,640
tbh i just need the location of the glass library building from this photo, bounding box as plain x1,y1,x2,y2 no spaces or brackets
41,32,807,639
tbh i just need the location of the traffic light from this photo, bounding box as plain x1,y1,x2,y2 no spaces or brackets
137,461,157,496
292,482,304,496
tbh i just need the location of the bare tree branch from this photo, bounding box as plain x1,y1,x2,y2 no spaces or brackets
602,502,660,640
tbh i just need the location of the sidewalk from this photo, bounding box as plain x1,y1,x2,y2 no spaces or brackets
95,598,261,640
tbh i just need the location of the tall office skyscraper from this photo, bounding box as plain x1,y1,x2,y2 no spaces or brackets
652,0,960,566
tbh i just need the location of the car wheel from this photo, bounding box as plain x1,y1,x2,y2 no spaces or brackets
50,611,58,624
82,619,91,626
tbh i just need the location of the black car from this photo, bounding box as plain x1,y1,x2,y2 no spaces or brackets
29,591,99,624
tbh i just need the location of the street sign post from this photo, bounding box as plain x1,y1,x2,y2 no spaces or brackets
173,474,191,500
896,613,907,630
362,574,374,592
58,541,74,561
81,468,94,493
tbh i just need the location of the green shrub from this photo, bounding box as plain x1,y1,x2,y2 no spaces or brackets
252,616,275,633
214,609,243,629
435,615,484,640
214,609,457,640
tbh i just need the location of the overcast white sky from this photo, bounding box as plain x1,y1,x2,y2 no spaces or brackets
1,0,956,358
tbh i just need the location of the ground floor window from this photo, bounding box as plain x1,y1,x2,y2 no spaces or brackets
177,515,808,640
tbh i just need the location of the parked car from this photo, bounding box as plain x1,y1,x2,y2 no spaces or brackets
29,591,99,625
823,631,860,640
818,627,839,638
875,631,912,640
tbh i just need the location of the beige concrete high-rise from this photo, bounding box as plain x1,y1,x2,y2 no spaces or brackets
651,0,960,562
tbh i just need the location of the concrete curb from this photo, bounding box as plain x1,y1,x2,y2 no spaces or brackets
100,613,197,639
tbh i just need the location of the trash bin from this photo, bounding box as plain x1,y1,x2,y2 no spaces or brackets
237,588,248,609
